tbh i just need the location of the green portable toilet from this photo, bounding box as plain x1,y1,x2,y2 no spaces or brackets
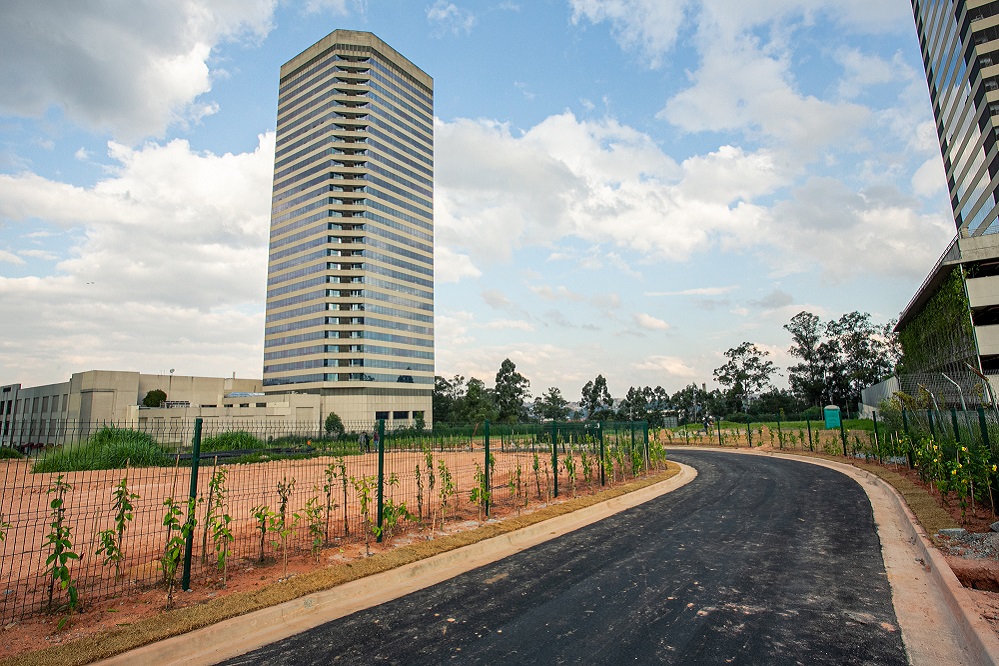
823,405,841,429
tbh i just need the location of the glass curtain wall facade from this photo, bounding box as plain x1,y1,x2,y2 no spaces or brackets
914,0,999,236
263,31,434,419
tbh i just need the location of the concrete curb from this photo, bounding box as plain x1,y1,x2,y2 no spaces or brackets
96,464,698,665
683,446,999,665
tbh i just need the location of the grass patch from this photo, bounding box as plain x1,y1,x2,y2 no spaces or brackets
32,428,170,473
0,447,23,459
200,431,263,452
2,465,681,666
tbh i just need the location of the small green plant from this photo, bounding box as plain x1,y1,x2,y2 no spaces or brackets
204,467,233,585
96,472,139,579
44,475,79,627
415,460,425,522
470,463,489,520
252,504,270,563
161,496,197,609
580,449,593,488
351,475,376,555
437,459,455,532
424,445,436,511
563,453,577,497
0,513,10,541
532,452,542,499
323,463,338,543
269,508,298,579
335,457,349,536
303,495,325,561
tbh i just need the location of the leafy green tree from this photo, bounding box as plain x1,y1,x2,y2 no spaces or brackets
581,375,613,420
618,386,650,421
454,377,498,423
433,375,465,424
672,383,708,423
142,389,167,408
494,358,531,423
712,342,776,412
784,312,826,408
535,386,570,421
324,412,345,439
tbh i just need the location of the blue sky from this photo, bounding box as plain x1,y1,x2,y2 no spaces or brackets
0,0,954,402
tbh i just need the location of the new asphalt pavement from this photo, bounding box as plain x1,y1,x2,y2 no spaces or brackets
221,450,907,665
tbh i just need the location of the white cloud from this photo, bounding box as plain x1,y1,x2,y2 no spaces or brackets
632,355,697,378
646,286,737,297
0,133,275,385
435,245,482,282
427,1,477,35
480,319,535,331
912,157,947,199
74,147,91,161
0,1,277,141
0,250,25,265
768,177,953,281
569,0,690,68
661,34,870,157
633,313,670,330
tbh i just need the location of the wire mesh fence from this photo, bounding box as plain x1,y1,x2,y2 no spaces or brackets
0,418,657,624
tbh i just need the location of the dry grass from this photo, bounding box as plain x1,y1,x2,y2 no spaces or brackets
2,465,680,666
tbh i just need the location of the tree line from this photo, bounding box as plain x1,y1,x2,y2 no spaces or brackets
433,310,898,425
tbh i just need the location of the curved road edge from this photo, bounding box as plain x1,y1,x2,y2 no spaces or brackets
690,447,999,666
96,464,699,666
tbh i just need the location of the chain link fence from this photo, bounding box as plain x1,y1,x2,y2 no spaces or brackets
0,418,656,624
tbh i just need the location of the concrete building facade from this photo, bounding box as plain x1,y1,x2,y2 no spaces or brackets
896,0,999,403
1,371,265,450
263,30,434,425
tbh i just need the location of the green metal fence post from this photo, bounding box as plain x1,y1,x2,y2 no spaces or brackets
551,421,559,498
979,407,991,452
928,409,936,440
951,407,961,445
598,422,606,486
484,419,491,518
181,417,202,592
839,418,847,457
806,418,813,451
716,420,722,447
872,411,881,463
747,420,752,448
902,407,913,468
376,419,385,543
777,414,783,449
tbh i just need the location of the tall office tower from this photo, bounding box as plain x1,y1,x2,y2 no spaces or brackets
915,0,999,236
895,1,999,396
263,30,434,424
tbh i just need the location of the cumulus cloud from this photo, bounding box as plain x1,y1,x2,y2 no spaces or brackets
632,355,697,378
633,313,671,330
427,1,476,35
569,0,690,68
0,0,277,141
436,113,780,266
0,133,275,384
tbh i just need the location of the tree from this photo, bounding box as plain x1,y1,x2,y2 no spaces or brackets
785,310,897,413
454,377,498,423
324,412,345,439
672,383,707,423
535,387,570,421
580,375,613,420
433,375,465,424
827,311,895,410
142,389,167,408
784,312,827,408
494,358,531,423
618,386,650,422
712,342,776,412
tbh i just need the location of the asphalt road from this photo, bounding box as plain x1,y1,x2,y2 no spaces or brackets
222,450,908,665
